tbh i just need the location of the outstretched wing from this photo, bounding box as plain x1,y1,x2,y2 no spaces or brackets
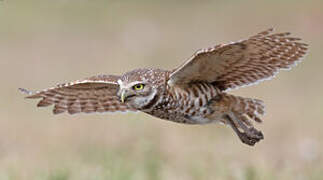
20,75,135,114
168,28,308,91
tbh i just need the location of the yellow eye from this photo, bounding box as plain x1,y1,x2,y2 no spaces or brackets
133,84,145,90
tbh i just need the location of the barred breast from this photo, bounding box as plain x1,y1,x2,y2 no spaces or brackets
144,82,221,124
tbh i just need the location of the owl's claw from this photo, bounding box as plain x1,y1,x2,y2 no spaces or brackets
248,127,264,139
225,115,264,146
237,130,264,146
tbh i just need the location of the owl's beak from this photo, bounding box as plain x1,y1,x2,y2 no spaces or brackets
120,90,126,103
119,89,135,103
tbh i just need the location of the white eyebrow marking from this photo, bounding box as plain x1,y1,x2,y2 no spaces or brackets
117,80,145,89
129,81,145,86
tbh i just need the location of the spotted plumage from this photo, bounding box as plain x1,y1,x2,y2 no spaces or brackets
20,29,308,146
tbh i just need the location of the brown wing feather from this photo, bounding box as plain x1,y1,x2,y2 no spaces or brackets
168,28,308,91
20,75,135,114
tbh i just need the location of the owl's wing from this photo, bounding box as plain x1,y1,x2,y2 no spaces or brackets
168,28,308,91
20,75,135,114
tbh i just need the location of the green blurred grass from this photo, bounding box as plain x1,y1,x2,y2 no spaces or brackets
0,0,322,179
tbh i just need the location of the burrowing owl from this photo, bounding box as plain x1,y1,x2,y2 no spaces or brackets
20,29,308,146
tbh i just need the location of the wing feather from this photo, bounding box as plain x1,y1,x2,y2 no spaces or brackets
20,75,135,114
168,28,308,91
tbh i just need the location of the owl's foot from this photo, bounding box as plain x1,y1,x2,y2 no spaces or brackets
225,115,264,146
236,128,264,146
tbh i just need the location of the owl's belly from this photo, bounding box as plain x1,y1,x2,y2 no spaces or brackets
144,107,213,124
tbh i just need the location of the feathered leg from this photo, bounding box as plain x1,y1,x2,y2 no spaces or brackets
225,114,264,146
207,93,265,146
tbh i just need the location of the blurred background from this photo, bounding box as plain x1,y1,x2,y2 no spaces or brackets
0,0,322,179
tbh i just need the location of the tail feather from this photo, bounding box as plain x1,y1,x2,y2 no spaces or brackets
224,94,265,124
208,93,265,126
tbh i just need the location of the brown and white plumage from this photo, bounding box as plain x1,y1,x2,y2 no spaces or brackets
20,29,308,146
20,75,134,114
169,28,307,91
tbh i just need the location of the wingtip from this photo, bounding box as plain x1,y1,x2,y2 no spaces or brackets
18,88,41,99
264,27,275,34
18,88,33,95
251,28,275,39
268,27,275,32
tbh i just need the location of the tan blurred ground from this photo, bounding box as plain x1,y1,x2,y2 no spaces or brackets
0,0,322,179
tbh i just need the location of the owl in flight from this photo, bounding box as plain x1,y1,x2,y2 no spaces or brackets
20,29,308,146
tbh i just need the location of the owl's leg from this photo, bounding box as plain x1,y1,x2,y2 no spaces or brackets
224,114,264,146
207,93,265,145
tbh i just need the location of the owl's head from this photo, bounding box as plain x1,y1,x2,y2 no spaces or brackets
117,68,167,109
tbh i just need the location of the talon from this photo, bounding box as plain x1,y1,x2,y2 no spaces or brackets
225,114,264,146
248,127,264,140
238,131,264,146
